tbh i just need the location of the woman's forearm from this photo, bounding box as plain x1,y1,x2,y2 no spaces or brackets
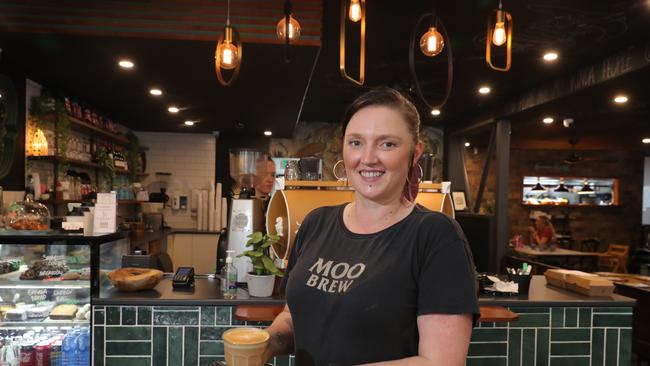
265,306,295,359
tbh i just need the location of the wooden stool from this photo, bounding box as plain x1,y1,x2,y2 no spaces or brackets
479,306,519,323
235,305,284,322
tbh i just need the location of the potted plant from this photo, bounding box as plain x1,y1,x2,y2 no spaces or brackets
238,232,283,297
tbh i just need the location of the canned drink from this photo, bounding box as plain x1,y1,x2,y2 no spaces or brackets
20,344,35,366
50,342,62,366
35,342,51,366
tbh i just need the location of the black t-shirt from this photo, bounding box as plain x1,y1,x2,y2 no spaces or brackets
283,204,480,366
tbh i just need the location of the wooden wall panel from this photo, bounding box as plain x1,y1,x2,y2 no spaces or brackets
0,0,322,45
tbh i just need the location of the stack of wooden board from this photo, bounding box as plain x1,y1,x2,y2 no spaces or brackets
545,269,615,296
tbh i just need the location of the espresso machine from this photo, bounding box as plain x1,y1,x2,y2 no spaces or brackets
227,149,265,282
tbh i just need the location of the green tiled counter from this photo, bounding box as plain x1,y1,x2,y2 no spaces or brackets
93,276,635,366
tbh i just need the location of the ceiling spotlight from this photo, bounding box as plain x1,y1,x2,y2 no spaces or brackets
642,138,650,144
149,89,163,96
614,95,628,104
168,106,180,113
264,131,273,136
118,60,134,69
431,109,441,116
464,142,471,147
543,117,554,124
543,52,558,61
478,86,491,94
184,120,195,126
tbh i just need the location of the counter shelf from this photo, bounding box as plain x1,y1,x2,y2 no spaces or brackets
94,274,285,306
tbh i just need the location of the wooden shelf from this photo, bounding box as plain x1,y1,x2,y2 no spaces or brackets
66,115,130,145
27,155,145,177
39,199,144,205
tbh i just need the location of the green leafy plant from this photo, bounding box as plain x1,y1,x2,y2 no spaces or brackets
238,232,283,277
96,146,115,188
126,130,140,182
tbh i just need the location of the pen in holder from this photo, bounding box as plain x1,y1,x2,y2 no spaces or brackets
508,273,532,295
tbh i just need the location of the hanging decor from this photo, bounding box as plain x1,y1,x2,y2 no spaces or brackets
409,2,453,113
277,0,301,62
215,0,242,86
25,122,48,157
339,0,365,85
485,0,512,72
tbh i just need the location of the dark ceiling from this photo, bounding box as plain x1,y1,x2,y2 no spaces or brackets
0,0,649,145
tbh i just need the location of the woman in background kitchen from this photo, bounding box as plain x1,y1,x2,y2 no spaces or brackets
264,87,479,365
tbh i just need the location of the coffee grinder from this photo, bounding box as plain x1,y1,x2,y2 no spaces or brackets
227,149,264,282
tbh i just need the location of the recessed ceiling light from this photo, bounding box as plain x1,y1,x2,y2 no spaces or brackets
465,142,471,147
642,138,650,144
431,109,441,116
168,106,180,113
150,89,163,96
543,52,558,61
0,93,3,99
118,60,134,69
543,117,554,124
613,95,628,104
478,86,491,95
184,120,195,126
264,131,273,136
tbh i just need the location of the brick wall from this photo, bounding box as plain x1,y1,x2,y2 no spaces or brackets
136,132,216,229
464,148,644,248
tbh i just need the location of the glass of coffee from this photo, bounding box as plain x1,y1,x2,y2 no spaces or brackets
222,327,270,366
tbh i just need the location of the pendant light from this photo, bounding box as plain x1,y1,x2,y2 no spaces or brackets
419,16,444,57
27,126,48,156
486,0,512,72
409,1,453,114
554,178,569,192
215,0,242,86
277,0,301,63
340,0,365,85
348,0,362,22
578,180,594,195
531,181,546,193
276,0,301,42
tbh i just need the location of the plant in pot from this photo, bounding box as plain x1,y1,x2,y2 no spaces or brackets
238,232,283,297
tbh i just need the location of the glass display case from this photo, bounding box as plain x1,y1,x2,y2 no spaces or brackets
0,231,126,366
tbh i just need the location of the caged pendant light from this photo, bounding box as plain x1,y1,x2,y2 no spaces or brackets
340,0,366,85
215,0,242,86
486,0,512,72
409,1,453,113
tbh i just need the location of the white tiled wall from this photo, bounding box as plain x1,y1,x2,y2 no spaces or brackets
136,132,216,229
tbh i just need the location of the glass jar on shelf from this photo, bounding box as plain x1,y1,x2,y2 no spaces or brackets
6,194,50,231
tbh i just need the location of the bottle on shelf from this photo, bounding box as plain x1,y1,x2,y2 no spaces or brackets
223,250,238,299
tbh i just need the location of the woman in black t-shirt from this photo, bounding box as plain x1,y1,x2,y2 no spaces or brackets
264,87,479,365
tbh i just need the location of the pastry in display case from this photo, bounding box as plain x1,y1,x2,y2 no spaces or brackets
5,194,50,231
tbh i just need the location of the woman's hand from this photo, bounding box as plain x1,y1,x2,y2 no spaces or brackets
264,305,295,361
